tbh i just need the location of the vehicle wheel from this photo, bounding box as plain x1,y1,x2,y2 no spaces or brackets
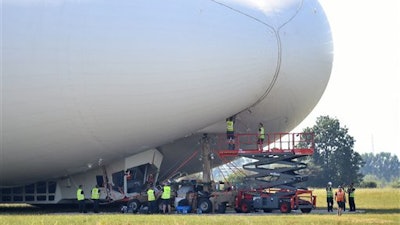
240,201,251,213
234,196,241,213
197,198,212,213
280,202,291,213
128,199,141,213
217,202,227,214
301,208,312,213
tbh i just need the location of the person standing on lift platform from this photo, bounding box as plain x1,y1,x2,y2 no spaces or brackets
226,116,235,150
257,123,265,151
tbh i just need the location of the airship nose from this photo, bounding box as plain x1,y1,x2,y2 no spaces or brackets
222,0,333,132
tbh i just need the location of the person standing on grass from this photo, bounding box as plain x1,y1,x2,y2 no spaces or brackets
347,183,356,211
91,185,100,213
335,185,346,216
147,186,157,214
161,182,171,214
76,184,87,213
326,181,334,212
342,183,347,211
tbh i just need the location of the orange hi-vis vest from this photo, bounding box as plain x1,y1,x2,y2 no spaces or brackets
336,190,345,202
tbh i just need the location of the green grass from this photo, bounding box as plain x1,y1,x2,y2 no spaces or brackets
1,214,399,225
1,188,399,225
313,187,400,213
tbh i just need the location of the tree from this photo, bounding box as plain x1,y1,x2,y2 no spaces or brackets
361,152,400,183
303,115,364,187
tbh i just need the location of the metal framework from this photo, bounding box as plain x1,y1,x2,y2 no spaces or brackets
217,133,314,190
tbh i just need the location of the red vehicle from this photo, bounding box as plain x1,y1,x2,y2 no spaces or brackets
234,188,316,213
218,133,317,214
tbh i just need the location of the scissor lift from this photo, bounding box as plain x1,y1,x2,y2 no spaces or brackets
217,133,316,213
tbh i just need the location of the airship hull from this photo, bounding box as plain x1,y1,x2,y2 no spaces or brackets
1,0,332,203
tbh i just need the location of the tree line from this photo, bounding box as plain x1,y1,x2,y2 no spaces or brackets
222,115,399,188
301,115,399,188
360,152,400,187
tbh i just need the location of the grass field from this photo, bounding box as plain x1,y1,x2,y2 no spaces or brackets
1,188,399,225
313,188,400,213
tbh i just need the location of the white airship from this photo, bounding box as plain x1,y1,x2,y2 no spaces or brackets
1,0,333,204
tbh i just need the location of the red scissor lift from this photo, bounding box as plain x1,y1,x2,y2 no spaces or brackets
217,132,317,213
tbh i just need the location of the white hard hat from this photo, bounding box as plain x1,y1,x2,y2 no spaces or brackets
328,182,332,186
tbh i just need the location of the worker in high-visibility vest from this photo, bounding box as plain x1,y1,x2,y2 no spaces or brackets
76,184,86,213
335,186,346,216
257,123,265,151
226,117,235,150
161,183,171,214
347,183,356,211
147,187,156,214
326,182,334,212
91,185,100,213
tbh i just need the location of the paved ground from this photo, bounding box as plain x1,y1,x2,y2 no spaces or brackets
0,204,365,215
191,209,365,216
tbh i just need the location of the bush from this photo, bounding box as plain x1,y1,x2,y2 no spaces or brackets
360,181,377,188
390,179,400,188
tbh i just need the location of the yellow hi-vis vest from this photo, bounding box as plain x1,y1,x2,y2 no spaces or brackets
226,121,234,132
161,186,171,199
349,189,355,198
147,189,156,201
259,127,265,139
326,187,333,197
77,188,85,201
91,187,100,200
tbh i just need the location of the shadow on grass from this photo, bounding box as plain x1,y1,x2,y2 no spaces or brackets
0,204,121,215
363,208,400,214
2,205,399,215
313,207,400,215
